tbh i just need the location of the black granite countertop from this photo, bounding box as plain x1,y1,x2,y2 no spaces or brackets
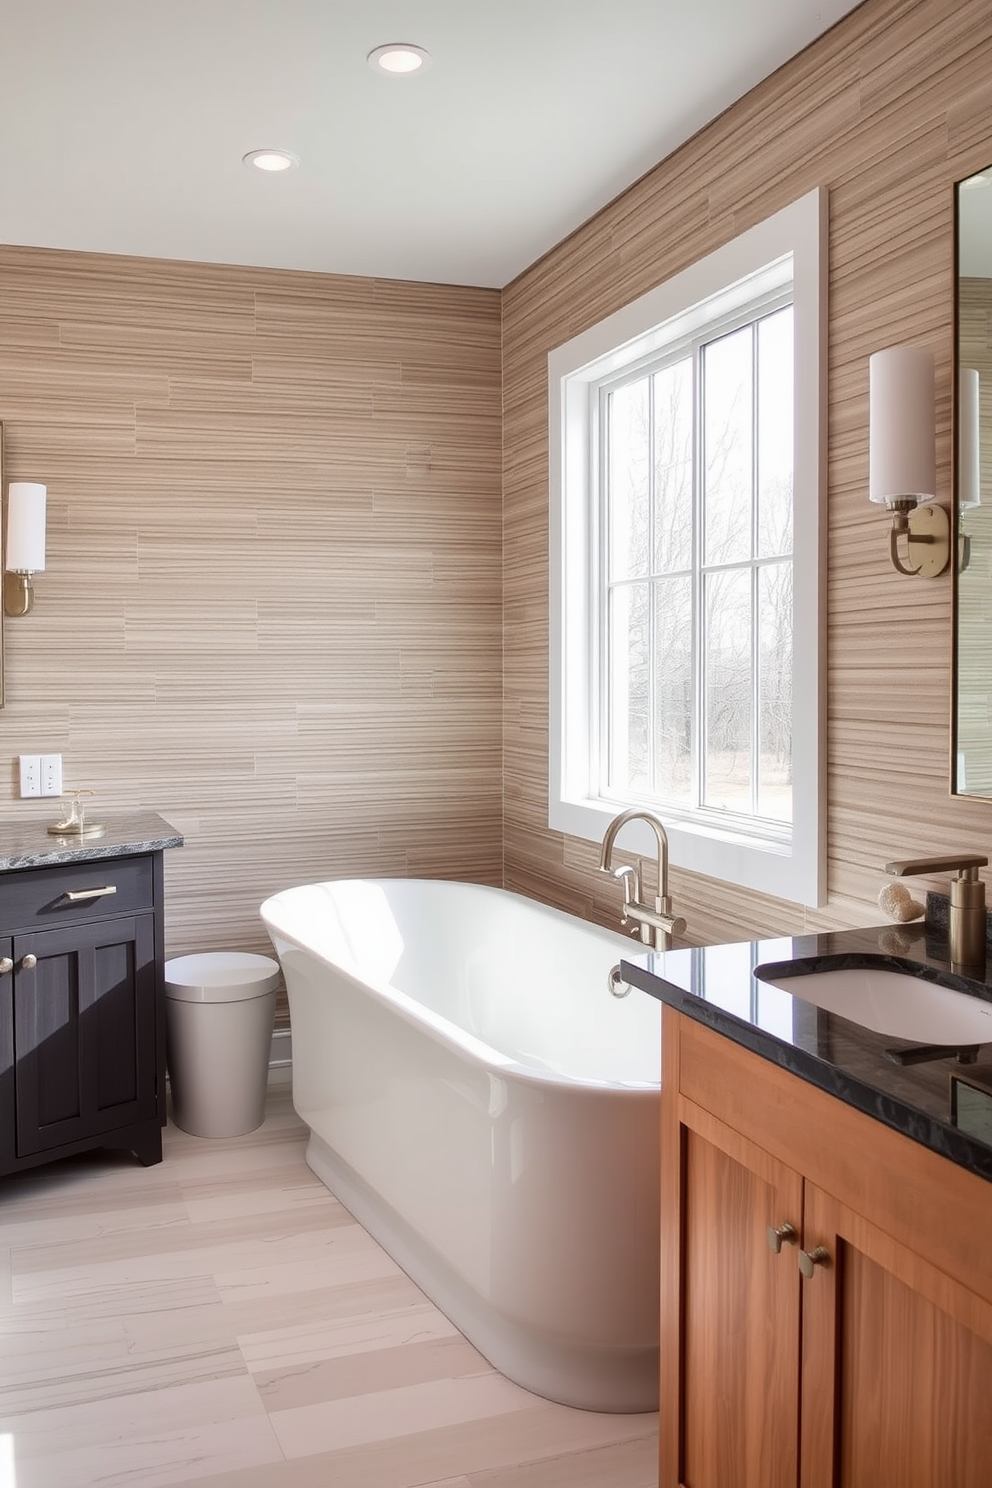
621,921,992,1185
0,811,183,871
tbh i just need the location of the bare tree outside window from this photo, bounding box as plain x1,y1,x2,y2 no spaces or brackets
605,303,794,828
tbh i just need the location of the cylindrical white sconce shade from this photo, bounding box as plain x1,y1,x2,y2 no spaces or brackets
958,367,981,511
5,483,47,572
869,347,936,505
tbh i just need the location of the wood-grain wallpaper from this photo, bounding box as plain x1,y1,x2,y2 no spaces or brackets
0,254,504,978
3,0,992,986
502,0,992,944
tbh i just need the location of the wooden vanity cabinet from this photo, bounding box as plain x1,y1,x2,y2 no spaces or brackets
660,1006,992,1488
0,853,166,1175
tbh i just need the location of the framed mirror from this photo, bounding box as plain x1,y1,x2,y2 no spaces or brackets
953,167,992,796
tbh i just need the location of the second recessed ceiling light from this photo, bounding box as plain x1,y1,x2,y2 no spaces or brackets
368,43,432,75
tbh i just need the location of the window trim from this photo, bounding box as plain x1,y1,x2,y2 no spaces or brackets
548,188,827,908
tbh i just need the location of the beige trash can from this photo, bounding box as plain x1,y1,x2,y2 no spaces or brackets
165,952,280,1138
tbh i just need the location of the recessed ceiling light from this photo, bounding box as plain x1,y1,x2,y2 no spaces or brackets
242,149,299,173
367,43,431,76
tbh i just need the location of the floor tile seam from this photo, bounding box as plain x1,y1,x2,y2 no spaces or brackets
6,1209,355,1269
0,1348,251,1415
8,1225,367,1290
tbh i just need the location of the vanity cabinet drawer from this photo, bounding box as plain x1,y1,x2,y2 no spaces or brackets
0,857,154,931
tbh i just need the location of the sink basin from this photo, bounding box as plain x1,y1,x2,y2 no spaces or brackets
755,964,992,1046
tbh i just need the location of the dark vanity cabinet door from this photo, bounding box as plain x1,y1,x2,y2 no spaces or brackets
0,855,165,1175
12,914,159,1161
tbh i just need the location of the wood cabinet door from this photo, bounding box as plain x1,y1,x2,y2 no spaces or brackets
12,913,157,1157
800,1180,992,1488
666,1099,804,1488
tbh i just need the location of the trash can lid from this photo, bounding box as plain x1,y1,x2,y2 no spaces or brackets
164,951,281,1003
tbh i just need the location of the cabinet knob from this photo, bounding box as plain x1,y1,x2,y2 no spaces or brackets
0,957,12,975
20,954,38,971
799,1245,831,1279
767,1222,798,1254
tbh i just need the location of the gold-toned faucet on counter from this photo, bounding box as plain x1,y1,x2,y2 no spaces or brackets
883,852,989,968
600,807,687,951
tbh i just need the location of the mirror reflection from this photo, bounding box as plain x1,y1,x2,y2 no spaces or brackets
954,167,992,797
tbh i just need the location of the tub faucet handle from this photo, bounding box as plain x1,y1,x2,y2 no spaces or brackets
605,862,641,915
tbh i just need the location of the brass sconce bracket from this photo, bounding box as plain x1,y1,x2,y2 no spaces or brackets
3,571,34,616
888,501,951,578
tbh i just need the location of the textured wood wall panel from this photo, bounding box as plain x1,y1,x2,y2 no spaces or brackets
0,251,503,1020
502,0,992,943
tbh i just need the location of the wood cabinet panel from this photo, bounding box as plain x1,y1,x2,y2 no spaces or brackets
681,1121,802,1488
800,1181,992,1488
661,1006,992,1487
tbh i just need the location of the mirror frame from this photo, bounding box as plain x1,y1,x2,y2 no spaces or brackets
951,165,992,798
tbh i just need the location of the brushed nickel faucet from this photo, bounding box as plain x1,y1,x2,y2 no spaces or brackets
883,852,989,968
600,807,686,951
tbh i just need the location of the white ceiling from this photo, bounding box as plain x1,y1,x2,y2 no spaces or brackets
0,0,866,289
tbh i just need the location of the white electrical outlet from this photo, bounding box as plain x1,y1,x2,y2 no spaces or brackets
18,755,41,797
40,754,63,797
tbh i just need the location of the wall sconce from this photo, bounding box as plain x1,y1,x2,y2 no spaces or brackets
869,346,950,577
4,481,47,615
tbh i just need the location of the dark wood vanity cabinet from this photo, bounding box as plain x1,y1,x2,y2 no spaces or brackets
0,852,167,1175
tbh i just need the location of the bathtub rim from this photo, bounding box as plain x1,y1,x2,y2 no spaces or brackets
260,876,659,1095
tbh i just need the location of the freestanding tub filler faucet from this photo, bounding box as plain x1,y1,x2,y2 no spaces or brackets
599,807,687,951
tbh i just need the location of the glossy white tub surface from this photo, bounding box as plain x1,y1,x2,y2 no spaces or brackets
260,877,661,1412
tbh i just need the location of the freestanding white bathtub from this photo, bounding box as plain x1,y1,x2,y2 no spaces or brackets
260,877,661,1413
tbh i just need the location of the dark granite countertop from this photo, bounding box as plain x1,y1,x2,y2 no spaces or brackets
0,811,183,871
621,921,992,1185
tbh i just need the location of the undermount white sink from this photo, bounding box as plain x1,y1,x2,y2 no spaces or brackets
756,964,992,1046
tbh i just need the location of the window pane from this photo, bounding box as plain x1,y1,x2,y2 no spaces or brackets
608,379,650,580
703,326,753,567
653,576,693,805
758,308,793,558
704,568,752,811
653,358,693,573
758,561,792,822
608,582,650,793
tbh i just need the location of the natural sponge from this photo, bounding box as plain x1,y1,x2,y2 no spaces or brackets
878,881,925,923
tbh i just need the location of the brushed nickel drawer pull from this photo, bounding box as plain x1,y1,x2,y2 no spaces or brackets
20,954,37,970
65,886,117,902
0,957,12,975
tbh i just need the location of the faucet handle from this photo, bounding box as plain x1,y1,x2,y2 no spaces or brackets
606,863,641,912
884,854,988,880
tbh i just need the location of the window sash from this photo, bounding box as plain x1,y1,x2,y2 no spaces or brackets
596,298,793,837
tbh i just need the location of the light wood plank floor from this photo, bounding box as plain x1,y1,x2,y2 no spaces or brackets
0,1078,658,1488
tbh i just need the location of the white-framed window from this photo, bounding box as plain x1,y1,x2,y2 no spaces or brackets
549,189,826,907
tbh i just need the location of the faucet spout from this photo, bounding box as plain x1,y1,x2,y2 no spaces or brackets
599,807,686,951
884,852,988,968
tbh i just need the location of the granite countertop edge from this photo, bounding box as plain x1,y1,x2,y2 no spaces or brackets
0,811,184,871
621,923,992,1186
